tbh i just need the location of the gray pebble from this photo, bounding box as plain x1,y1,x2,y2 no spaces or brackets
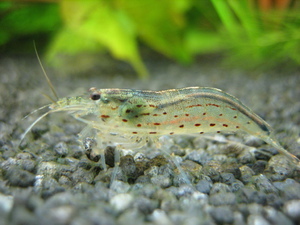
264,206,293,225
0,193,14,214
151,175,172,188
238,188,267,204
185,150,212,165
252,160,267,174
210,183,231,194
110,193,134,212
239,165,255,184
36,162,59,176
253,174,278,194
58,175,72,186
5,167,35,187
237,149,256,164
54,142,69,157
117,208,144,225
283,200,300,220
133,196,159,214
71,168,95,184
196,179,212,194
210,206,234,224
281,182,300,201
230,180,244,192
220,172,236,185
209,192,236,206
244,135,265,147
110,180,131,194
247,214,270,225
265,155,295,181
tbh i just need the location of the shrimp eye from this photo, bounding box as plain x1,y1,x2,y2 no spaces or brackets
90,93,101,100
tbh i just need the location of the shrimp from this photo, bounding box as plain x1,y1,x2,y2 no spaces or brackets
21,86,300,171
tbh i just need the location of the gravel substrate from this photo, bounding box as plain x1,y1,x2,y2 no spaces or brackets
0,55,299,225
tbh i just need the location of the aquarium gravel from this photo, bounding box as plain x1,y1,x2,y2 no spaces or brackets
0,56,299,225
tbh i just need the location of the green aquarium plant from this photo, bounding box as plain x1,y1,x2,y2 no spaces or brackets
0,0,299,77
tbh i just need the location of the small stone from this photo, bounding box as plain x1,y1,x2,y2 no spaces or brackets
0,193,14,213
283,200,300,220
252,160,267,174
58,175,72,186
210,183,231,194
237,148,256,164
110,193,134,212
151,175,172,188
5,167,35,187
120,155,137,182
209,192,236,206
253,174,278,194
265,155,295,181
239,165,255,184
238,188,267,204
151,209,173,225
230,180,244,192
54,142,69,157
196,179,212,194
36,162,59,176
133,197,159,214
185,150,212,165
244,135,264,147
247,214,270,225
264,206,293,225
71,168,95,184
110,180,131,194
210,206,234,224
220,173,236,185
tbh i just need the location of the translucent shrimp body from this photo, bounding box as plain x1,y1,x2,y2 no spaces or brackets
23,87,300,169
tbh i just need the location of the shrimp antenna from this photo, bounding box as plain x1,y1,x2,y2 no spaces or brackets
34,41,59,101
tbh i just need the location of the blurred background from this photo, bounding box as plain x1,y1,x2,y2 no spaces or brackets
0,0,299,78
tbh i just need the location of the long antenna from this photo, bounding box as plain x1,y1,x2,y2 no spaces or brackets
33,41,59,101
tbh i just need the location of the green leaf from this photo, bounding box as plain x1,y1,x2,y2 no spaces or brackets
59,0,148,78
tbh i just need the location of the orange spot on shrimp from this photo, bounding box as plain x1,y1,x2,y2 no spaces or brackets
179,125,184,128
186,104,203,108
153,123,161,125
210,123,216,127
101,115,110,118
149,132,157,134
137,124,142,127
223,124,228,127
185,114,189,116
132,132,138,134
203,112,207,115
122,119,128,122
195,124,201,126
